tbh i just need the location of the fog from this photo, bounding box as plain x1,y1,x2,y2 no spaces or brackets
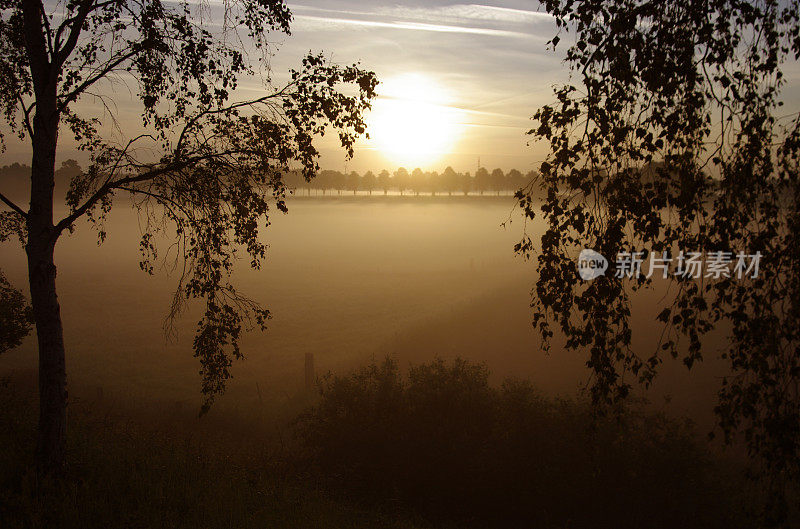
0,195,726,426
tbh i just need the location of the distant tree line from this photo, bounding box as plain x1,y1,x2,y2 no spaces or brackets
284,166,540,196
0,161,82,200
0,162,28,179
2,163,539,198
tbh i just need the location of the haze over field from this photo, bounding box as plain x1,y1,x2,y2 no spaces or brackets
1,195,725,427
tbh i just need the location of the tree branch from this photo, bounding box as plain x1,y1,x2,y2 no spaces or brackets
57,48,138,112
54,160,188,234
53,148,244,234
20,0,50,90
0,191,28,219
55,0,99,66
16,94,34,138
174,88,289,154
54,0,119,54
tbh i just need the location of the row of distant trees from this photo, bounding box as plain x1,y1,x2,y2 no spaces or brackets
1,163,538,197
284,167,539,196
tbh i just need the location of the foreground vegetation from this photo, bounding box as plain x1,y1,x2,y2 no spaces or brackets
0,376,423,529
2,358,791,528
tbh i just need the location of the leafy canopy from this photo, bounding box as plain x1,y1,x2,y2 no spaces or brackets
0,270,33,354
517,0,800,491
0,0,378,411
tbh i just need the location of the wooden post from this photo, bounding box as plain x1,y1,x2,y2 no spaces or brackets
304,353,315,392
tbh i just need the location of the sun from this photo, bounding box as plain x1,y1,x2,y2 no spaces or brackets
367,74,463,168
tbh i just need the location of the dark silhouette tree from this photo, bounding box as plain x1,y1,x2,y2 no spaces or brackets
442,166,458,196
1,162,27,177
287,169,310,196
317,170,338,195
461,171,472,196
0,163,31,202
427,170,440,196
517,0,800,516
410,168,424,196
507,168,524,193
0,0,377,473
332,171,347,195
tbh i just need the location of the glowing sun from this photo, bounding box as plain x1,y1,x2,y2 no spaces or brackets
367,74,463,168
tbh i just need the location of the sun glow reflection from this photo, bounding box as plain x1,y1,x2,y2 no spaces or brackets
367,74,464,168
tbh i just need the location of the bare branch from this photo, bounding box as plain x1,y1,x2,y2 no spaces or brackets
174,87,290,154
55,0,99,66
54,148,246,234
57,48,138,112
15,94,34,138
0,191,28,219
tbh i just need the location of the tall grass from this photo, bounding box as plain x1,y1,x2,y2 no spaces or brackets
0,356,779,529
0,376,425,529
296,357,762,528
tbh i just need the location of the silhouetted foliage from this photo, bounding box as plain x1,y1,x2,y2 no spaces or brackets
517,0,800,516
410,168,424,196
490,168,505,195
0,378,419,529
346,171,360,195
393,167,409,195
461,171,473,195
0,0,377,471
298,357,758,529
0,270,33,354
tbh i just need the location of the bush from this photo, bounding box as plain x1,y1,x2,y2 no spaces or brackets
0,376,427,529
297,357,757,528
0,270,33,355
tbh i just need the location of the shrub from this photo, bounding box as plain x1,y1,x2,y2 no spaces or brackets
297,357,757,528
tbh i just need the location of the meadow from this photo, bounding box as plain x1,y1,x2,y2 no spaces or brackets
1,195,763,527
0,195,724,420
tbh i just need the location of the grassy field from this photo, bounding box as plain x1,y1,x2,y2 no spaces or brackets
2,358,783,529
0,374,430,529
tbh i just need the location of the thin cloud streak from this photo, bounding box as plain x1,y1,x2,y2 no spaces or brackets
290,3,553,24
372,4,553,24
292,14,536,38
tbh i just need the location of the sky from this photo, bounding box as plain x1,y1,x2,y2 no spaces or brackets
3,1,798,175
0,1,566,174
277,1,564,173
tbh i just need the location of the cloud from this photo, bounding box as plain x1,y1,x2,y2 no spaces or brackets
291,14,536,39
372,4,553,24
289,2,552,40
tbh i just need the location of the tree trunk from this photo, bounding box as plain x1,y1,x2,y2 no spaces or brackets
19,0,67,474
26,80,66,475
27,231,66,475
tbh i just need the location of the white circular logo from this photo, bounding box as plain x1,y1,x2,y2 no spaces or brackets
577,249,608,280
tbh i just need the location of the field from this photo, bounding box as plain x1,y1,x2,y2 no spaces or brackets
0,196,725,423
1,195,767,527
